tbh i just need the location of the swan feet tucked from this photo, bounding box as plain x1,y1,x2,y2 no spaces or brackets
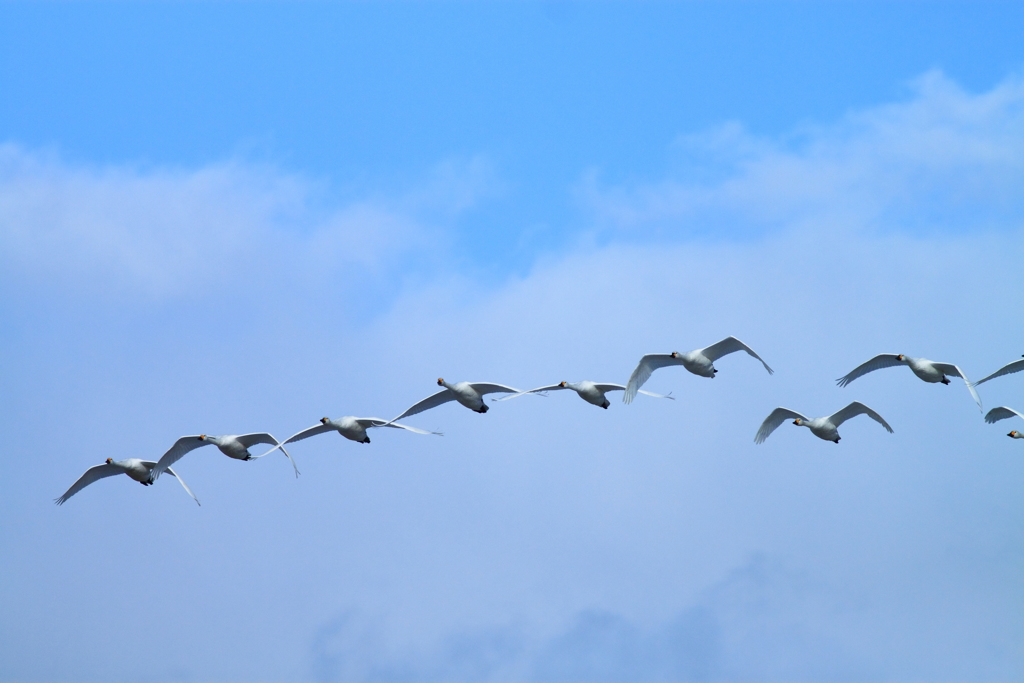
941,377,950,385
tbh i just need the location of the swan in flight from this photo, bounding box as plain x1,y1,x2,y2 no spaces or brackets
496,381,673,409
835,354,982,411
56,458,200,506
983,406,1024,439
256,416,442,458
149,433,299,483
388,379,522,422
971,355,1024,387
755,401,893,444
623,336,773,404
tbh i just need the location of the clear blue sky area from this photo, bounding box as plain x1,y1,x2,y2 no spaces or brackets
2,3,1024,682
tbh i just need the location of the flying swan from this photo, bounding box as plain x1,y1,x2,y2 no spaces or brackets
755,401,893,444
256,416,442,459
983,406,1024,439
387,379,522,422
835,354,982,411
623,336,773,404
496,381,673,409
971,355,1024,388
56,458,200,506
149,433,300,483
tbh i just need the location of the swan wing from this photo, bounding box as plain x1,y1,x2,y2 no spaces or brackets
252,423,335,459
492,384,564,401
755,408,808,444
235,433,300,477
972,358,1024,387
828,402,894,433
623,354,683,404
984,406,1024,424
149,436,209,482
468,382,522,396
593,383,674,400
54,463,122,505
931,363,983,412
835,354,904,387
160,465,201,506
699,336,774,374
357,418,443,436
388,389,456,423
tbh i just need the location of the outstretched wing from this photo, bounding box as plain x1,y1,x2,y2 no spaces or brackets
236,432,300,477
357,418,443,436
593,383,674,400
828,402,894,433
699,336,774,374
755,407,808,444
492,384,564,401
388,389,456,423
468,382,521,396
253,423,335,459
54,463,122,506
973,358,1024,387
984,406,1024,424
149,436,209,482
623,354,683,404
835,354,904,387
931,363,983,412
158,465,201,506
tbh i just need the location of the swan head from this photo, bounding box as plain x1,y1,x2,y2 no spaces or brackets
199,434,208,441
896,354,905,362
1010,430,1019,438
793,419,803,426
559,381,567,387
320,417,330,425
437,378,445,386
670,352,680,358
105,458,113,464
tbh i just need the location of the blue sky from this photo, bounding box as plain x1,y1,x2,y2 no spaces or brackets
2,3,1024,682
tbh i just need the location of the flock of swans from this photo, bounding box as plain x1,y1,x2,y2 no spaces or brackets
55,338,1024,506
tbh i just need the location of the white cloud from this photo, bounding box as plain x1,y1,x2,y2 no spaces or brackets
579,71,1024,237
0,146,496,301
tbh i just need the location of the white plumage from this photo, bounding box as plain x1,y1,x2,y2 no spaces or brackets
624,336,773,404
55,458,200,506
836,354,982,411
755,402,893,444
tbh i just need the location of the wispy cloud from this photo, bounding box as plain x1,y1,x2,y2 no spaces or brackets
578,71,1024,239
0,146,498,302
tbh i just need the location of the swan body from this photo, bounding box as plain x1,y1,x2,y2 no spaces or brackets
836,354,982,411
388,379,521,422
55,458,200,506
256,416,441,458
624,336,773,404
972,355,1024,387
755,402,893,444
149,432,299,482
983,406,1024,439
497,381,673,409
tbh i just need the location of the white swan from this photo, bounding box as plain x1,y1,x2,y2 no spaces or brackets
836,354,981,411
623,337,773,404
983,406,1024,439
149,433,299,482
388,379,522,422
755,401,893,444
256,416,442,458
972,355,1024,387
56,458,200,506
496,381,673,409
